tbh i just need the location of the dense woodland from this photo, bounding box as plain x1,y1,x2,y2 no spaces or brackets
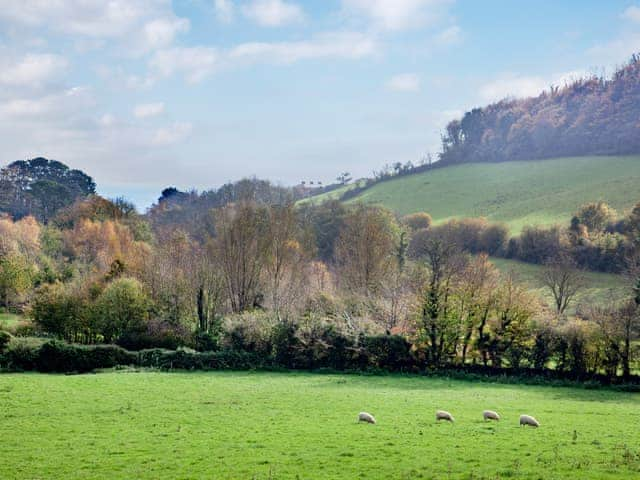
0,161,639,381
439,55,640,165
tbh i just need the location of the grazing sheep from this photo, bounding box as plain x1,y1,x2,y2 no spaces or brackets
435,410,454,422
358,412,376,424
483,410,500,421
519,414,540,428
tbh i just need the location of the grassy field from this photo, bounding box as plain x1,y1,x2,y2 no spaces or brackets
491,258,628,313
1,371,639,479
0,312,23,329
305,156,640,233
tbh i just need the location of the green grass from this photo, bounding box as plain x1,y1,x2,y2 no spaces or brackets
0,312,23,329
491,257,628,313
298,179,366,205
2,371,639,479
314,156,640,233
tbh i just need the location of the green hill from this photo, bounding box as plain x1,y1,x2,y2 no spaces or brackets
317,156,640,233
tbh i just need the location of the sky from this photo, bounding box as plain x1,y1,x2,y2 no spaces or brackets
1,0,639,209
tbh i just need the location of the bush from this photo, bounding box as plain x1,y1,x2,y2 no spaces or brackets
0,330,12,353
361,335,415,371
193,329,219,352
3,337,44,370
116,319,191,351
35,341,137,373
137,348,265,370
402,212,432,231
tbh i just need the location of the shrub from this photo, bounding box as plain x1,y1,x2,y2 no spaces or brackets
3,337,44,370
0,330,11,353
193,329,219,352
35,341,136,373
116,319,191,351
9,320,37,337
361,335,415,371
402,212,432,231
137,348,265,370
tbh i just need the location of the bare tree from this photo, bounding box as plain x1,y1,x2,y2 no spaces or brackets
539,255,585,315
213,202,270,313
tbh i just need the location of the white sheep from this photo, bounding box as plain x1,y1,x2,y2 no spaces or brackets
483,410,500,421
519,414,540,427
358,412,376,424
435,410,454,422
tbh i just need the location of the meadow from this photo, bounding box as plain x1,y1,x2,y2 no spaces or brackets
490,257,627,313
1,371,639,479
305,156,640,233
0,313,22,329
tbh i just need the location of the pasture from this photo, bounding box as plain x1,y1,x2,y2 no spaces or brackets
304,156,640,233
490,257,628,313
1,371,639,479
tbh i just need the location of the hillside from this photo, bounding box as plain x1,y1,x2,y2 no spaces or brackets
323,155,640,233
440,56,640,165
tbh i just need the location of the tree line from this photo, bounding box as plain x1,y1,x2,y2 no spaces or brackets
1,192,639,381
440,55,640,165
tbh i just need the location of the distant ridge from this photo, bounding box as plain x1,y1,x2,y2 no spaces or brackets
439,55,640,165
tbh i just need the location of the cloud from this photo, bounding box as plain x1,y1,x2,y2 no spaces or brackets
242,0,304,27
134,17,190,54
434,25,462,46
0,87,94,120
133,102,165,118
341,0,453,31
479,70,588,102
622,5,640,23
152,122,193,145
0,53,68,89
0,0,189,54
588,32,640,66
386,73,420,92
215,0,235,23
149,47,219,83
228,31,377,64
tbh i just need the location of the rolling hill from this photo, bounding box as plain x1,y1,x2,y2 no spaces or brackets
307,155,640,233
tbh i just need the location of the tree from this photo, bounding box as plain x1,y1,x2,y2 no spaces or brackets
31,283,89,342
336,172,352,185
575,201,616,233
0,157,95,221
539,255,586,315
335,206,398,296
0,253,32,308
213,202,270,313
92,278,150,343
454,254,499,364
417,226,464,365
264,203,308,316
402,212,432,231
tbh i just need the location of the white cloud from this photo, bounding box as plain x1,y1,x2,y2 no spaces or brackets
152,122,193,145
229,32,377,64
622,5,640,23
0,1,189,54
149,47,219,83
242,0,304,27
0,87,94,119
342,0,452,31
386,73,420,92
135,17,190,54
588,32,640,66
0,53,68,89
434,25,462,46
215,0,235,23
479,70,589,103
133,102,165,118
99,113,117,127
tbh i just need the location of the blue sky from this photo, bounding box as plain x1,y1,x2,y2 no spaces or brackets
0,0,638,209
